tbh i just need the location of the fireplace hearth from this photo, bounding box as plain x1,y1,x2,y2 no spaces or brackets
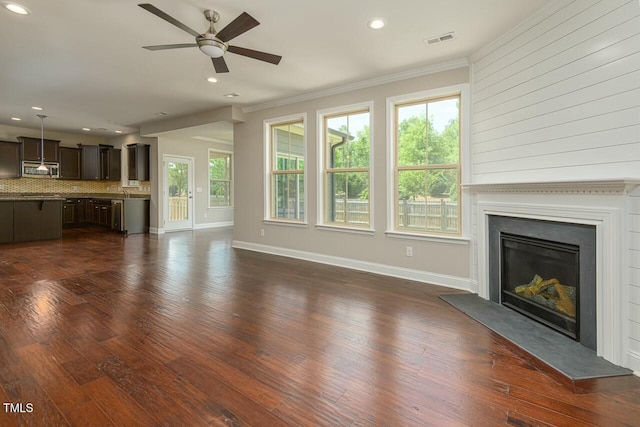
488,216,596,350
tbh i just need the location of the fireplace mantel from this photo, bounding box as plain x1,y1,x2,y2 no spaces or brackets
464,179,640,195
470,179,640,370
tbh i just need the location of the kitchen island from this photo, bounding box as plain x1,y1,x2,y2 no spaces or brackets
0,194,64,243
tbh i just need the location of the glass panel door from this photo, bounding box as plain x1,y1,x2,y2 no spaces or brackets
164,156,193,231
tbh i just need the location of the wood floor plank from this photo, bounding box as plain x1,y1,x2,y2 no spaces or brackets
0,227,638,426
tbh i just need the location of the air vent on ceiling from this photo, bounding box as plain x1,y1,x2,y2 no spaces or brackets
425,31,455,45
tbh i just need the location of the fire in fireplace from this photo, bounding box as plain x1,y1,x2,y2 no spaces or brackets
488,216,596,350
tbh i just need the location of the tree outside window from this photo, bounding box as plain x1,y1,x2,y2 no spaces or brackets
270,120,305,221
395,95,461,235
209,151,232,207
323,109,371,227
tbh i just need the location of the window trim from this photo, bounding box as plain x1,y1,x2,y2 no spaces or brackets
264,113,308,224
316,101,374,231
208,149,233,209
386,84,470,240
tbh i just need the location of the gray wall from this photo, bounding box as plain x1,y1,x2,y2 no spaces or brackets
156,136,233,232
233,67,471,288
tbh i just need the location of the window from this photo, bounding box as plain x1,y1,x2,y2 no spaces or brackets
208,150,232,208
266,117,306,221
319,105,372,229
391,91,462,236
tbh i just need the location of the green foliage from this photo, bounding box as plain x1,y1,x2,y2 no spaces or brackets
168,163,188,196
330,125,370,200
397,107,459,201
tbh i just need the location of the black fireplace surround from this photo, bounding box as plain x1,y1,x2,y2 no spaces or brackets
488,215,597,350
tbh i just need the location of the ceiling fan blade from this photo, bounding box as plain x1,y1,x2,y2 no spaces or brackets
211,56,229,73
142,43,198,51
216,12,259,42
227,46,282,65
138,3,200,38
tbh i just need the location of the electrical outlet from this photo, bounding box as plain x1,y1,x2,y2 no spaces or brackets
73,185,78,191
0,184,4,190
203,213,207,219
260,229,265,237
406,246,413,257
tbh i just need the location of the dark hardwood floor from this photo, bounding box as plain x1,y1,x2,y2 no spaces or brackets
0,227,639,426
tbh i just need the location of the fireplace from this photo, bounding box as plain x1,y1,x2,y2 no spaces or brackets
488,215,596,350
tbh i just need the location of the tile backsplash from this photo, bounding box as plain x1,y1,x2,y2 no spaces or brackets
0,178,152,195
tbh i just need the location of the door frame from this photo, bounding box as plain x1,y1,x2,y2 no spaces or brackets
163,155,194,232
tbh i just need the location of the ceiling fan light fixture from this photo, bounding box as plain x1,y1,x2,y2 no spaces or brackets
198,38,226,58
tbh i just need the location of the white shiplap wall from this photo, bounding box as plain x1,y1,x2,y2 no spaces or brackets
469,0,640,372
630,189,640,369
470,0,640,183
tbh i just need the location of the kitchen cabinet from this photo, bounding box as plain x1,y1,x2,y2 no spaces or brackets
80,145,122,181
0,141,21,179
18,136,60,162
59,147,81,180
0,202,13,243
87,199,111,227
80,145,100,180
100,146,121,181
77,198,89,224
62,199,78,227
127,144,150,181
13,200,62,242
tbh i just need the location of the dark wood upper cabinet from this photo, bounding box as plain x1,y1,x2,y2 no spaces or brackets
18,136,60,162
128,144,150,181
0,141,21,178
59,147,81,180
80,145,100,180
100,146,121,181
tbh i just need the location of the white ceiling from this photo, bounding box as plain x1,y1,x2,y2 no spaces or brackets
0,0,552,141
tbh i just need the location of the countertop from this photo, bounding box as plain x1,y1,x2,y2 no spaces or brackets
0,194,66,201
0,193,151,201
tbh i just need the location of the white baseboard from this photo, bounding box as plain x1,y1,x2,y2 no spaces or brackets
628,350,640,375
232,240,472,291
151,222,233,234
194,221,234,230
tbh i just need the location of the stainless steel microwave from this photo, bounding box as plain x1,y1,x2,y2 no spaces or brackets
21,161,60,178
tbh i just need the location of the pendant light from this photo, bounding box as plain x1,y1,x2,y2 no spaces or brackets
36,114,48,171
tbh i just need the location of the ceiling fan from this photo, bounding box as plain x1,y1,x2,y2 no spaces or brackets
138,3,282,73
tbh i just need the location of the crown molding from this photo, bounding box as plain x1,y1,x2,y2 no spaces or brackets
242,58,469,113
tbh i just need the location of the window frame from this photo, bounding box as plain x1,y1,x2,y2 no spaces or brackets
386,84,470,241
264,113,308,225
316,102,374,233
208,149,233,209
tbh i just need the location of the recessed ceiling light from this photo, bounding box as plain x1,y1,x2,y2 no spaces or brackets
82,128,91,131
368,19,385,30
31,106,42,110
10,117,21,121
115,130,122,134
155,112,168,116
2,2,30,15
224,93,240,98
207,77,218,83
